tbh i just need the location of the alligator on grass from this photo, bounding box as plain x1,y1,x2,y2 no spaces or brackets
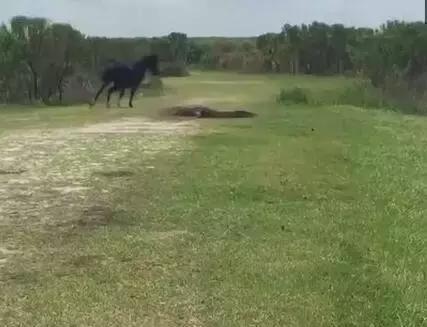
165,105,257,119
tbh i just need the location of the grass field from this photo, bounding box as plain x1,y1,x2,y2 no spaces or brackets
1,71,427,326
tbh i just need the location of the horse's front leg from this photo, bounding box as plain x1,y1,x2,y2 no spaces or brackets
129,87,137,108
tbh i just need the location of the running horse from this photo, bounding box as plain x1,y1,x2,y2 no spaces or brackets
90,54,160,108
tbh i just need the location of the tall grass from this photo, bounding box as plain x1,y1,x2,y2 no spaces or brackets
277,78,427,114
276,87,309,104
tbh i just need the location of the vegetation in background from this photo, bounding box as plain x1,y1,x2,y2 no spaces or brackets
1,16,427,113
0,17,189,104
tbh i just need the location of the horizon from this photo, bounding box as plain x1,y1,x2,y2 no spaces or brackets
1,16,425,39
0,0,423,38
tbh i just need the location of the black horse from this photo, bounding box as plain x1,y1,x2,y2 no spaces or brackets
91,54,159,108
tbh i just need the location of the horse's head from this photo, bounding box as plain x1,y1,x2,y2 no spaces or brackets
142,54,160,76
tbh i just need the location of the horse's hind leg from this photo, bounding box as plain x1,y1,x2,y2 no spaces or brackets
106,86,118,108
117,88,125,107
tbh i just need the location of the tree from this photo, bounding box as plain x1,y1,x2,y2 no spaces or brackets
13,17,48,97
10,16,51,100
256,33,282,72
330,24,347,73
0,24,24,101
187,41,205,65
168,32,188,63
150,37,173,62
282,24,303,74
42,23,85,103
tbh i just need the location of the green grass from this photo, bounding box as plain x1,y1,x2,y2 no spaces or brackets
1,72,427,326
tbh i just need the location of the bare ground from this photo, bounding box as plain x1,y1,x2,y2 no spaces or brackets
0,117,198,269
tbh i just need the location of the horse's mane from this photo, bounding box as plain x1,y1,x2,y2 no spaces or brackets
105,59,129,71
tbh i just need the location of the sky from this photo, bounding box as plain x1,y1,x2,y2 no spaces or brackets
0,0,423,37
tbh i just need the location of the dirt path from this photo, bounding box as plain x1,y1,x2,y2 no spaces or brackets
0,117,198,268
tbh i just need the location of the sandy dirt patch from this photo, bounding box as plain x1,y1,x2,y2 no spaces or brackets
0,117,198,268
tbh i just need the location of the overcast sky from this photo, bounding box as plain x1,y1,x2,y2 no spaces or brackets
0,0,423,37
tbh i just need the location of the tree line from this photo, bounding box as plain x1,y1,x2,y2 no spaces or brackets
0,16,189,104
192,21,427,88
1,16,427,106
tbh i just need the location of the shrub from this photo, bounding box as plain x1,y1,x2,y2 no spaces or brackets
160,62,189,77
336,79,384,108
276,87,309,104
141,76,164,97
60,72,97,105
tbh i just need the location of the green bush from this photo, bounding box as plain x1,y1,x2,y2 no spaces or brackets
276,87,309,104
336,80,384,108
160,62,189,77
336,78,427,114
